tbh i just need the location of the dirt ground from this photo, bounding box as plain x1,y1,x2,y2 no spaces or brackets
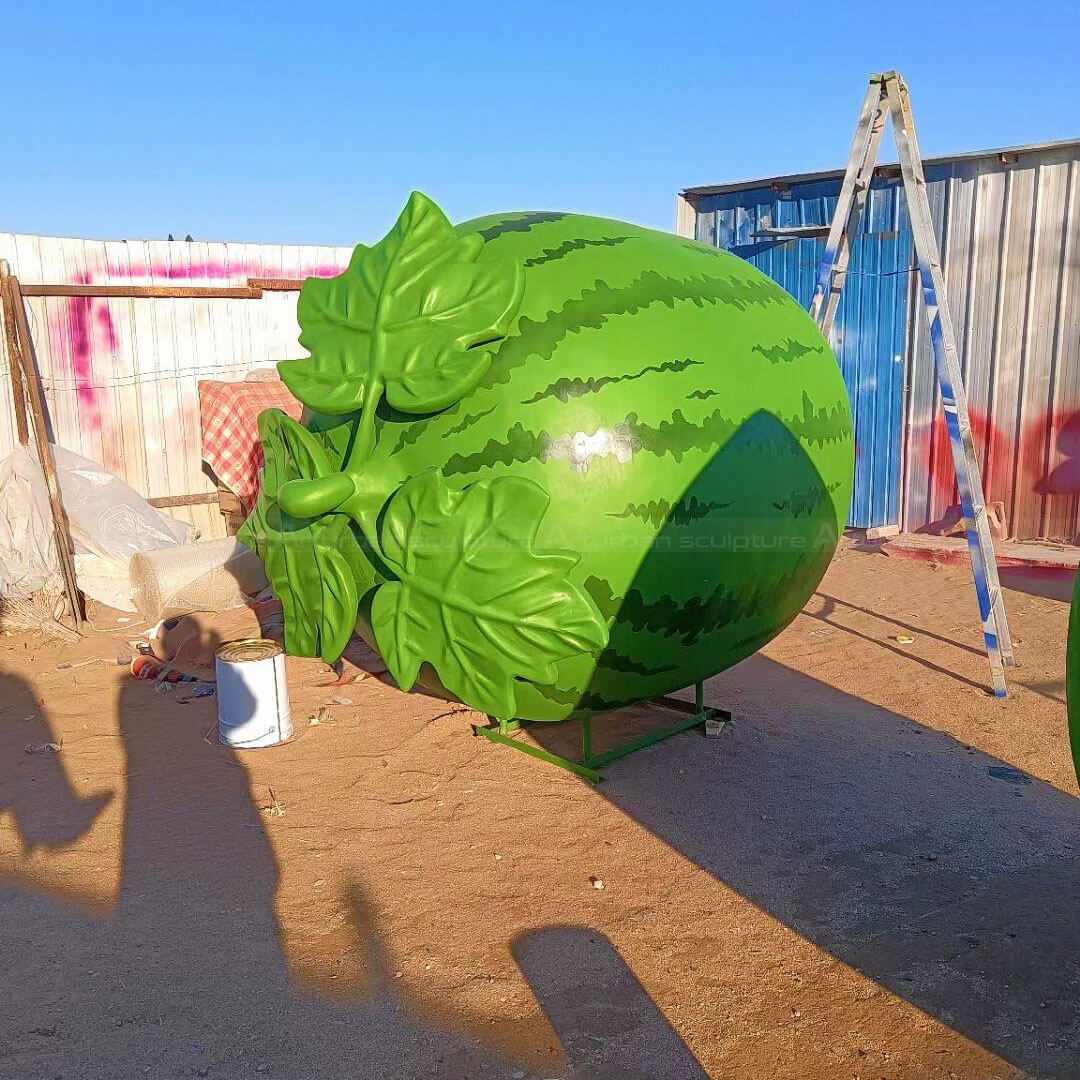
1,539,1078,1080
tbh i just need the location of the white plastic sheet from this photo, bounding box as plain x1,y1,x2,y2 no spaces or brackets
0,444,193,609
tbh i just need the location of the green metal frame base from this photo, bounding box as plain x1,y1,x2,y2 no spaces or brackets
472,682,730,782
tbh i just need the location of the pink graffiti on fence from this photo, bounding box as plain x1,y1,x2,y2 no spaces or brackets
917,406,1080,540
52,257,345,431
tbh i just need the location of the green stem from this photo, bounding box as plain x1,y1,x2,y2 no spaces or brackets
348,376,382,472
339,376,393,553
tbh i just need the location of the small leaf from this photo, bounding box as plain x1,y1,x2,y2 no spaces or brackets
253,408,330,494
279,191,524,416
369,470,608,719
240,410,365,661
276,411,333,479
316,543,359,664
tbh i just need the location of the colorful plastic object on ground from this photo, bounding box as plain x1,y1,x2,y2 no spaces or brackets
240,193,855,724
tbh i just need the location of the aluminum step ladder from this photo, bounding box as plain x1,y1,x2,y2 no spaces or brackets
810,71,1014,697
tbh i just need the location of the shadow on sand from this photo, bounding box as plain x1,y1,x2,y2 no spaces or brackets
528,653,1080,1079
0,669,705,1079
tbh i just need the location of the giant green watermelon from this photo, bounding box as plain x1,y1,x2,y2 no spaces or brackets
240,193,854,722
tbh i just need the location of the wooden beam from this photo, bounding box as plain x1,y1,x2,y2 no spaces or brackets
247,277,306,291
147,492,221,508
0,265,30,446
19,283,262,299
7,275,85,630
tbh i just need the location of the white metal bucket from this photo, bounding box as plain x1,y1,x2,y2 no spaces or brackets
215,639,292,748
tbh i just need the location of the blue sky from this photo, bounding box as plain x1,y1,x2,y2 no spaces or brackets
7,0,1078,245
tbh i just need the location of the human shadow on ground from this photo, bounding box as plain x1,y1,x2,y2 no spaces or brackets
528,654,1080,1079
0,673,112,850
0,670,705,1079
513,927,709,1080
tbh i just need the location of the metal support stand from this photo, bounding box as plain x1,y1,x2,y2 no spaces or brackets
473,682,730,781
810,71,1013,697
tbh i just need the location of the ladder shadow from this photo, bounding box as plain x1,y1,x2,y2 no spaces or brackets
546,655,1080,1078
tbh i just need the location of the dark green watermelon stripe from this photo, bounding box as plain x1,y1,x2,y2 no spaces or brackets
628,407,737,464
788,392,852,448
441,405,743,479
753,338,819,365
583,544,834,647
772,476,848,519
678,240,730,258
688,388,720,401
476,269,786,394
632,399,849,462
478,212,570,242
609,495,733,530
523,235,634,267
402,268,791,454
443,397,848,480
772,487,827,519
388,415,433,456
596,647,678,677
386,401,500,458
443,422,550,478
443,403,498,438
522,357,702,406
529,682,627,714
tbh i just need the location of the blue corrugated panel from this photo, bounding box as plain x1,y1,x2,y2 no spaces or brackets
696,179,909,529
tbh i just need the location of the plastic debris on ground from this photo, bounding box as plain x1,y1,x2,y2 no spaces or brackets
704,714,729,738
130,656,201,683
24,741,62,754
56,656,129,670
0,444,191,610
130,537,268,622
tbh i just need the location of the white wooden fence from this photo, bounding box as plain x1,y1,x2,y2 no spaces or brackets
0,233,352,537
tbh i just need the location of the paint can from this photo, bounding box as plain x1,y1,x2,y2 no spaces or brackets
215,639,292,748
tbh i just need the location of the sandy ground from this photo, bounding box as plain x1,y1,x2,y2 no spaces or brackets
1,539,1078,1080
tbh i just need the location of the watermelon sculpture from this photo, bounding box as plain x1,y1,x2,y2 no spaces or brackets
240,193,854,722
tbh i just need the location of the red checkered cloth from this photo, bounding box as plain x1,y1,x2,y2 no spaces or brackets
198,379,303,511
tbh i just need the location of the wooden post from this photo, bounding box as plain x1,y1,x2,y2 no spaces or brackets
674,193,698,239
6,274,85,631
0,263,30,446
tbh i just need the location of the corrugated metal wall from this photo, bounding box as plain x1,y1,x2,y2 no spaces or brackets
904,145,1080,541
0,234,351,538
683,140,1080,542
691,180,909,530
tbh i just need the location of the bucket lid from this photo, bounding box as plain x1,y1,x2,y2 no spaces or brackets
216,638,284,664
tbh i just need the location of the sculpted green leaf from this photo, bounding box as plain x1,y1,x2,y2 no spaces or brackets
238,409,366,660
368,469,608,719
278,191,524,416
315,542,360,664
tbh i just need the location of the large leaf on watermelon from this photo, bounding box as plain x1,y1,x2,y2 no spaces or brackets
239,409,369,662
369,469,608,719
278,191,524,415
